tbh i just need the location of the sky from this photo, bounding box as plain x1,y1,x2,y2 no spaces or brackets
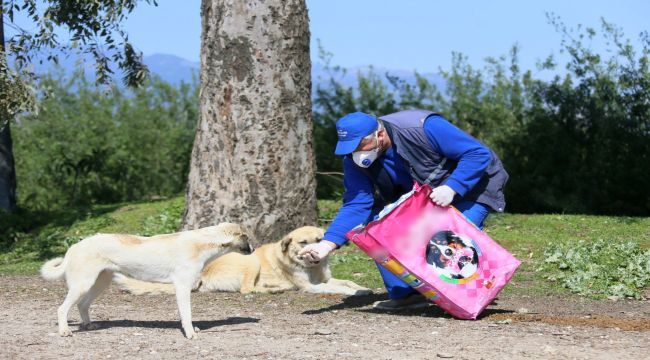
8,0,650,74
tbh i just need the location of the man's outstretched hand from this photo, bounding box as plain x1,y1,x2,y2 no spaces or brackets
298,240,337,265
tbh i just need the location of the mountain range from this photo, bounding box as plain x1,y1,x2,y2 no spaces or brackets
19,52,447,94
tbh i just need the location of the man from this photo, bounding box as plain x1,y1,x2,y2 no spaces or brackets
299,109,509,310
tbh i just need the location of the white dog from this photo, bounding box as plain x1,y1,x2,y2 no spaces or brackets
40,223,251,339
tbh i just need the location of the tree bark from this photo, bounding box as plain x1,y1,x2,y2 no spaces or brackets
0,122,16,212
183,0,317,244
0,2,18,212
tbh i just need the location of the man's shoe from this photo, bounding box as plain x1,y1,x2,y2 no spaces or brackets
372,294,429,310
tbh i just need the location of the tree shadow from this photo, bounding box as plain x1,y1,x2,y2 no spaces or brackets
1,205,123,254
71,316,259,333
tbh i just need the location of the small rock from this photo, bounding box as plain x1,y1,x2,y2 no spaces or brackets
314,329,332,335
607,295,621,301
437,353,454,358
244,294,254,300
133,333,144,336
496,318,512,324
517,308,529,314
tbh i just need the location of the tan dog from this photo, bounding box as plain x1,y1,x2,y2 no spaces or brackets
41,223,252,339
115,226,372,296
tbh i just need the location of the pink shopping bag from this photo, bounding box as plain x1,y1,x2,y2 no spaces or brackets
346,183,521,319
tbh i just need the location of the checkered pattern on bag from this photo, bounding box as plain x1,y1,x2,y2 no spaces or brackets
453,258,502,298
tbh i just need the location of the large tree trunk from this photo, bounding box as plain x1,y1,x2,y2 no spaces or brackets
0,122,16,212
0,2,17,212
183,0,317,244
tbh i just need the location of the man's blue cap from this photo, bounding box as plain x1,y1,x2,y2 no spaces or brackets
334,112,378,155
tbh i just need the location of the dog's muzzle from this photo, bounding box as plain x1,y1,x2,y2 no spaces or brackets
240,243,254,255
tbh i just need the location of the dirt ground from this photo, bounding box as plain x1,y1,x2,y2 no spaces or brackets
1,276,648,360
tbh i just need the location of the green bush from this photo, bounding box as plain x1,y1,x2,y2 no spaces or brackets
542,239,650,299
13,70,198,210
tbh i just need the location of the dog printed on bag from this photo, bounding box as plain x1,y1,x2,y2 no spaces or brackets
425,230,479,280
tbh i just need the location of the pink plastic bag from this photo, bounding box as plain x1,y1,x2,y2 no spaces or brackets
346,183,521,319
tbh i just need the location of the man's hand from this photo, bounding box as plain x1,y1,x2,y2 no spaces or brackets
298,240,337,265
429,185,456,207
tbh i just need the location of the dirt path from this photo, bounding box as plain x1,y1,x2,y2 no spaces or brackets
1,276,648,359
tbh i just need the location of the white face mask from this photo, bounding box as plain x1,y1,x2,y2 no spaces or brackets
352,134,381,168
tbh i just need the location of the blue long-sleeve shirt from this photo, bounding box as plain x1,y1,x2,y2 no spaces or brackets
324,115,492,246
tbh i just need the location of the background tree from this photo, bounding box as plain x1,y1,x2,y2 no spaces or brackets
1,2,21,211
0,0,155,211
504,17,650,215
13,71,198,210
182,0,317,244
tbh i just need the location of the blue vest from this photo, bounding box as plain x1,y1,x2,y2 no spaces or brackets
374,109,509,212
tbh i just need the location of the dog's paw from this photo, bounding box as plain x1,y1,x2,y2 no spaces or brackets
354,289,374,296
185,331,199,340
59,328,73,337
80,323,100,331
194,327,200,333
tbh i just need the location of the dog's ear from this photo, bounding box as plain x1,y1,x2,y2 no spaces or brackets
280,236,292,253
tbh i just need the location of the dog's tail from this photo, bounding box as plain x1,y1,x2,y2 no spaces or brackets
113,273,177,295
40,257,67,281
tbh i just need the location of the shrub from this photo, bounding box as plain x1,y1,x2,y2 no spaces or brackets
542,239,650,299
13,71,198,210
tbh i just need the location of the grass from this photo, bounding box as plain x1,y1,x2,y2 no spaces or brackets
64,197,185,236
2,197,649,299
482,212,650,297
